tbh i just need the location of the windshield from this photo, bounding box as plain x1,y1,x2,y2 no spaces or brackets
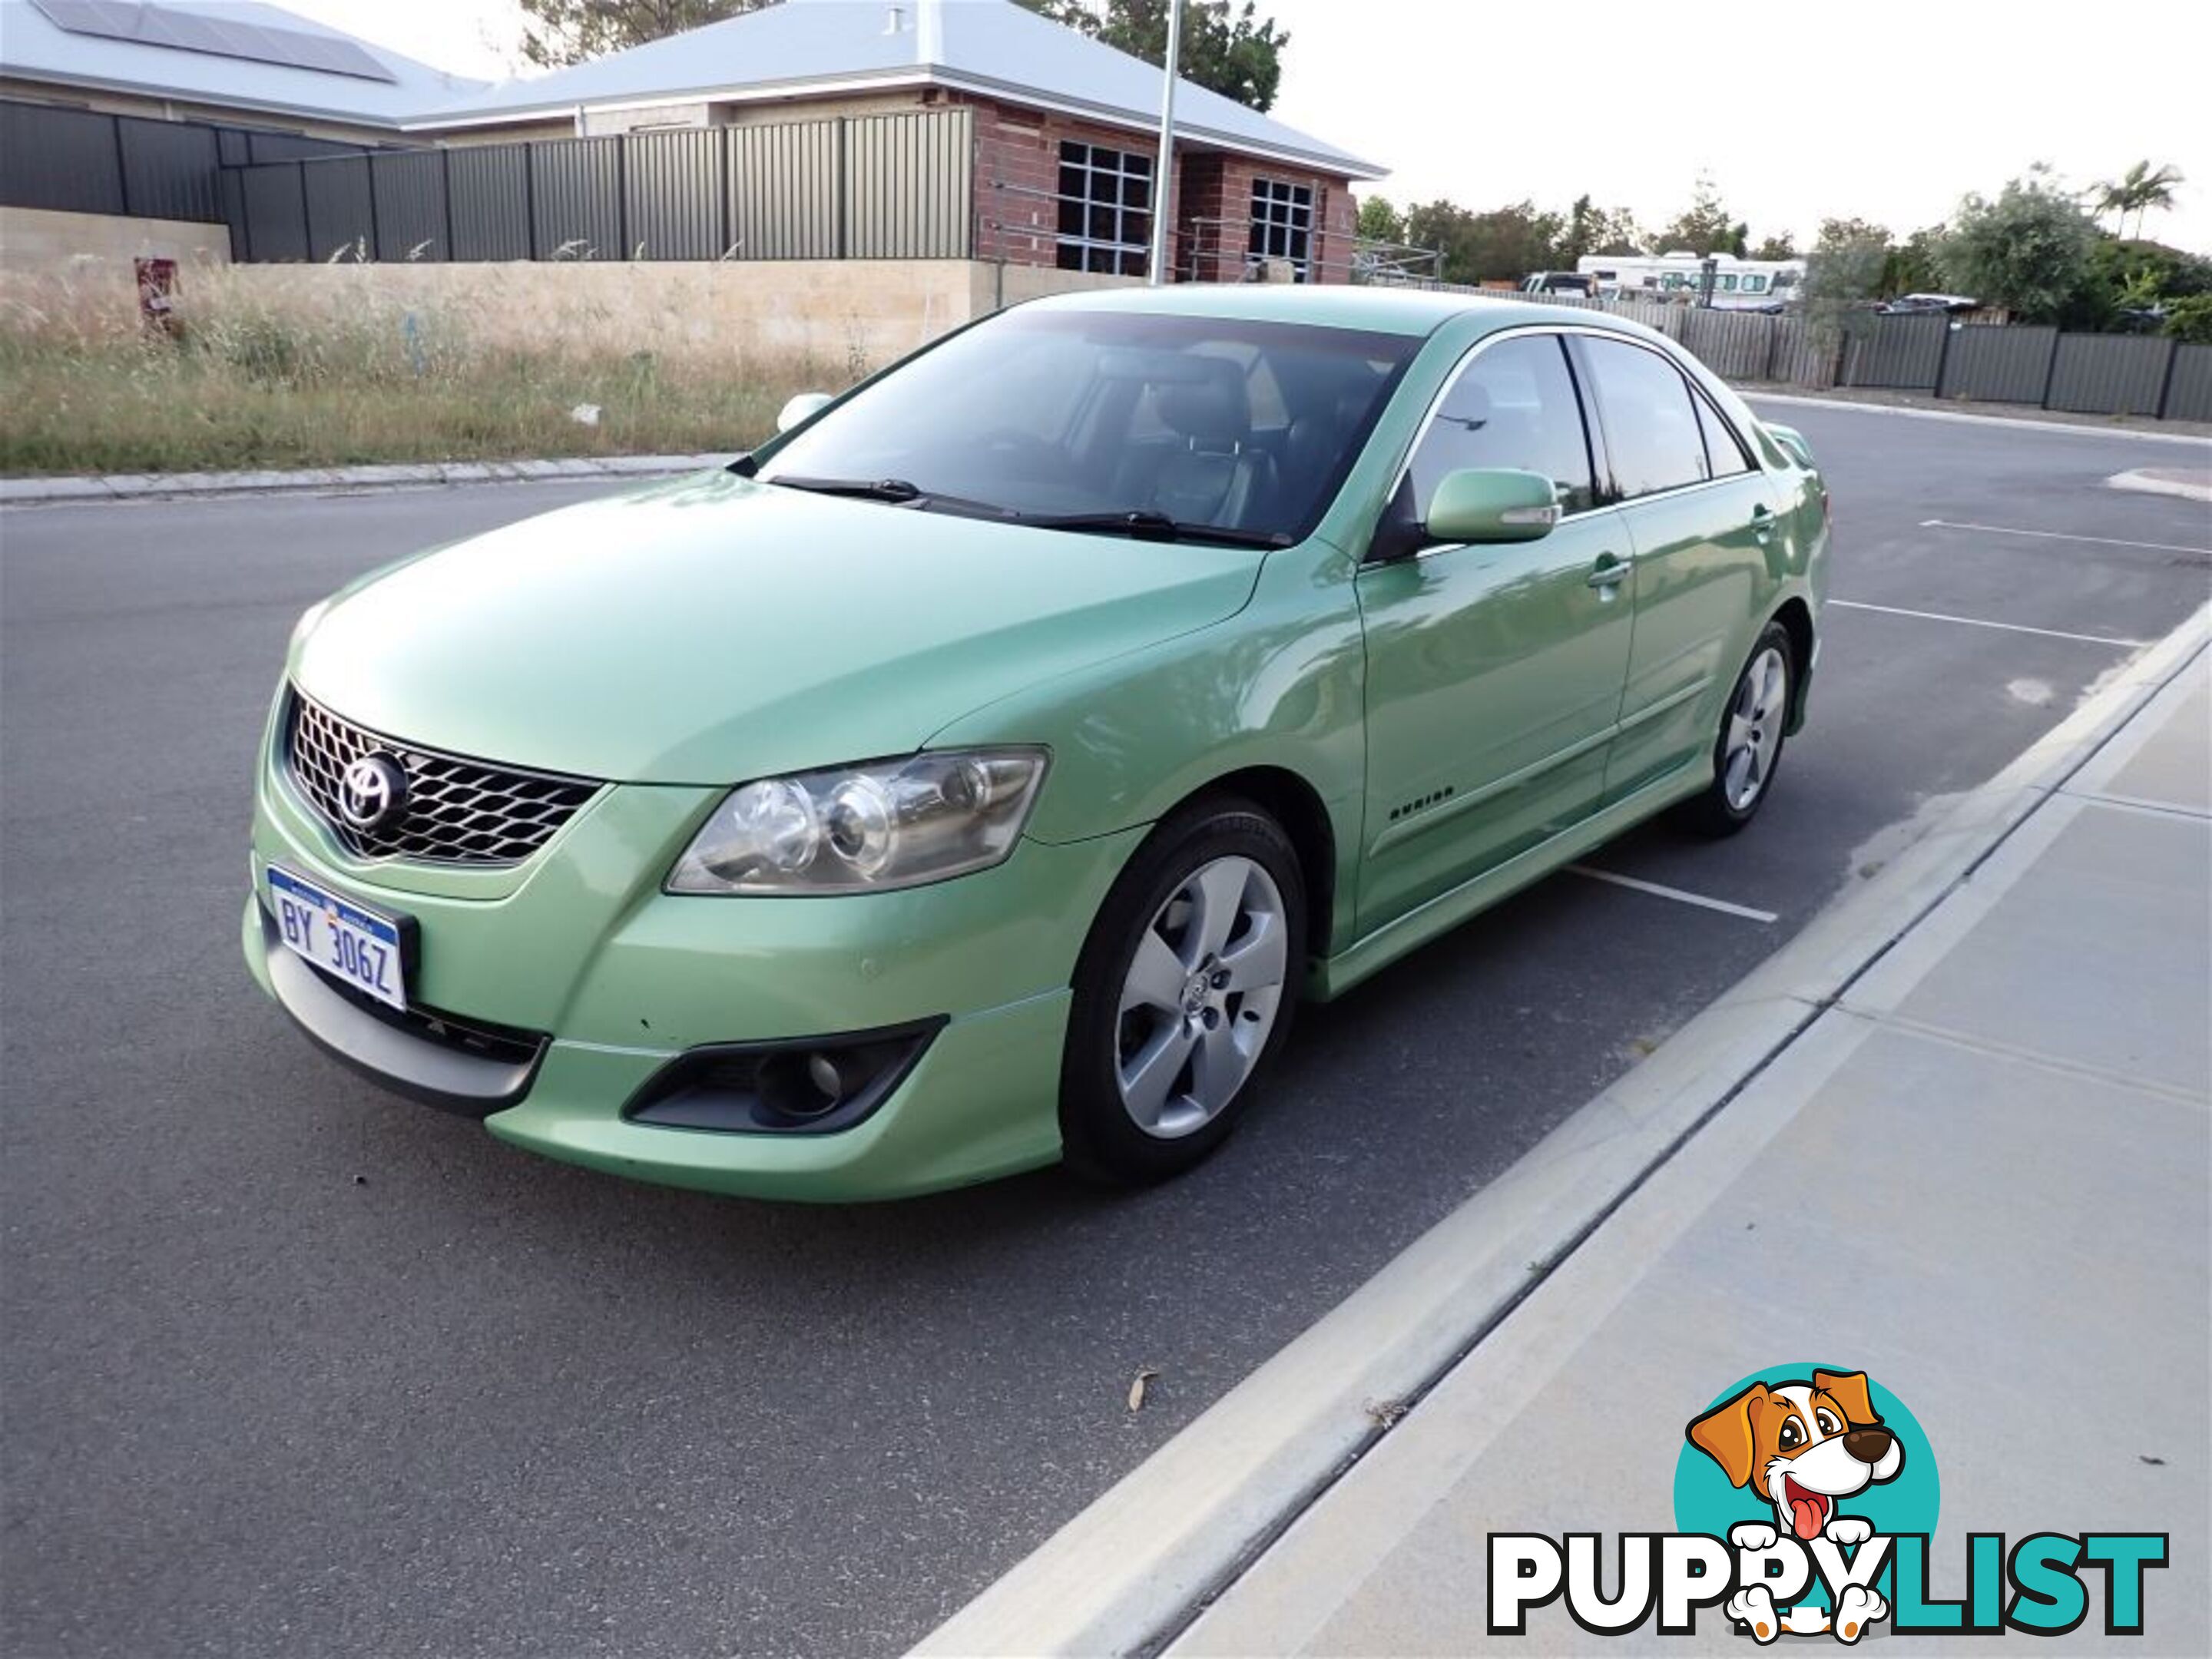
759,309,1419,545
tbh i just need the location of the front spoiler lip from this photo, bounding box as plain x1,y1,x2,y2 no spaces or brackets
254,901,548,1118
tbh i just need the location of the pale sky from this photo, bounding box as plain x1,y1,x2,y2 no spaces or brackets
286,0,2212,252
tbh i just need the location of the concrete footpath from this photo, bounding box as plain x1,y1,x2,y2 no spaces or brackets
921,609,2210,1659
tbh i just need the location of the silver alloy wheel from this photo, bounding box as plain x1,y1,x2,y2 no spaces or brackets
1114,855,1290,1139
1722,645,1790,812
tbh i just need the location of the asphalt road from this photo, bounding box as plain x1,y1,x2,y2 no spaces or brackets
3,408,2207,1659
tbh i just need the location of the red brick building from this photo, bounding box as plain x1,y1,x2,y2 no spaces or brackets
410,0,1384,283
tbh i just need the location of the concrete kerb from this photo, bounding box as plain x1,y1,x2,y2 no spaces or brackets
0,455,732,505
912,598,2212,1659
1741,392,2212,447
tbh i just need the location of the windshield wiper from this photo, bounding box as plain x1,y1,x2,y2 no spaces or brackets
762,475,1022,522
765,474,926,502
1024,509,1290,549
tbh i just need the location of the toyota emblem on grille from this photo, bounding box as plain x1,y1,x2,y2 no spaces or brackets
338,752,409,832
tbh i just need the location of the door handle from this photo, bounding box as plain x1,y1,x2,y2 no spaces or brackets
1587,554,1631,590
1751,505,1774,545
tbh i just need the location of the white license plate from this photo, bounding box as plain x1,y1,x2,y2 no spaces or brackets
266,866,407,1012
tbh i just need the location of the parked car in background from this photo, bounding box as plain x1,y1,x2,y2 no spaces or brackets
1879,293,1980,314
1521,271,1598,297
245,289,1830,1202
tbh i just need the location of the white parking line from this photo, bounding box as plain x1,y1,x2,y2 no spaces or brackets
1920,518,2212,557
1827,598,2147,648
1566,866,1778,923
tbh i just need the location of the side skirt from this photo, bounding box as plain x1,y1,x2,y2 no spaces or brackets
1308,759,1710,1002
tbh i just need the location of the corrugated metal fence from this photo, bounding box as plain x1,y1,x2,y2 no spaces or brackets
0,96,370,240
1435,283,2210,421
227,109,974,264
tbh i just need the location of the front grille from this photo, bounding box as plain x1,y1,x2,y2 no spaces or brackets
285,689,601,866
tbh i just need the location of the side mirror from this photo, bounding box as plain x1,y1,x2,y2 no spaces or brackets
776,391,835,433
1423,468,1560,546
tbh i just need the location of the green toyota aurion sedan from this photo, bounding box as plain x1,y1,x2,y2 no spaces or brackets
245,286,1828,1200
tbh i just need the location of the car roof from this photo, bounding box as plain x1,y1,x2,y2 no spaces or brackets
1020,283,1647,341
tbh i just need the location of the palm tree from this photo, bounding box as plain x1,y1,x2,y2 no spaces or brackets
2094,161,2186,241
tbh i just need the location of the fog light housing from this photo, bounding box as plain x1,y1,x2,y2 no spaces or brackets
622,1020,945,1135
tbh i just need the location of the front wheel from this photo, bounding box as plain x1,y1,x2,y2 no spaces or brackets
1059,800,1306,1186
1681,622,1795,837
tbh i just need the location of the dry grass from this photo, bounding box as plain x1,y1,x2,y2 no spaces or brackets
0,263,838,475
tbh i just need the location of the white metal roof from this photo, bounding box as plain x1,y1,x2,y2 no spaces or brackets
411,0,1384,180
0,0,488,127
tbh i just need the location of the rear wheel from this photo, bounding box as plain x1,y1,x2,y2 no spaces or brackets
1060,800,1305,1186
1681,621,1794,837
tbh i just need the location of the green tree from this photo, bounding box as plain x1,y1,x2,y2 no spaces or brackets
1657,175,1747,257
1750,233,1798,261
1802,217,1890,312
1558,194,1644,263
2163,293,2212,344
518,0,773,68
2092,160,2186,240
1937,167,2101,323
2070,237,2212,333
1016,0,1290,111
1881,226,1945,298
1402,198,1562,285
1356,194,1406,244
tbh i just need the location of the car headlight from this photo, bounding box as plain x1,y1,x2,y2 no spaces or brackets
667,750,1050,895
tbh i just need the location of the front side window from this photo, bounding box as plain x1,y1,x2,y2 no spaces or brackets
761,310,1418,544
1057,142,1151,276
1578,337,1710,499
1249,178,1313,280
1404,334,1597,519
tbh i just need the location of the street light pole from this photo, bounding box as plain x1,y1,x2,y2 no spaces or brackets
1147,0,1184,286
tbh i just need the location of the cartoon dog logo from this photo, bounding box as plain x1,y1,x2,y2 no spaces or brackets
1687,1369,1903,1641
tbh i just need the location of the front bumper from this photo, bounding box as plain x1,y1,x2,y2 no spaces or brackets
245,739,1142,1201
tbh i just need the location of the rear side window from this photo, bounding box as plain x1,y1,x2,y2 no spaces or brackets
1406,334,1597,517
1579,337,1709,499
1695,392,1754,478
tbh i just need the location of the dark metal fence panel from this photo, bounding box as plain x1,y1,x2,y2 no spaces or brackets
2045,333,2175,416
845,108,972,259
237,163,308,262
1842,312,1947,389
529,137,625,260
369,151,449,261
728,119,839,258
624,127,724,260
301,155,375,261
0,101,124,214
245,131,363,164
1936,323,2056,404
446,145,531,260
114,116,223,222
2162,343,2212,422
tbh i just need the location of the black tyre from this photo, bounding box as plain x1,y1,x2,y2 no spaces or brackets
1059,798,1306,1186
1681,620,1796,838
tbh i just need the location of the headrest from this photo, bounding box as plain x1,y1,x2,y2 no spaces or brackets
1157,358,1250,449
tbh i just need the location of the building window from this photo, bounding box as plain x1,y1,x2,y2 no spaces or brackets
1057,141,1152,275
1249,178,1313,280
